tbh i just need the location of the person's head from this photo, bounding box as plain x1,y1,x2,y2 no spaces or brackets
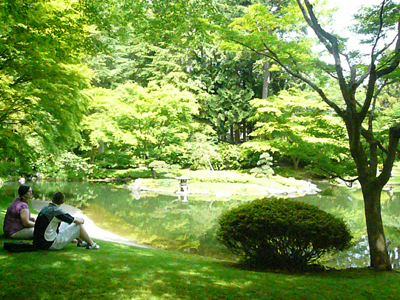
18,184,32,200
52,192,65,205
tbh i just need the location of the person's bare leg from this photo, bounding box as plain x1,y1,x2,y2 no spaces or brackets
78,225,95,246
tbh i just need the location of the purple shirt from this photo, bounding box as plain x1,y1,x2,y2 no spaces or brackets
3,198,31,237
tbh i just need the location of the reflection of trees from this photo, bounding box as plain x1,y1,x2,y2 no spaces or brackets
88,189,243,257
296,186,371,268
324,233,400,270
296,186,366,235
1,181,102,203
298,185,400,269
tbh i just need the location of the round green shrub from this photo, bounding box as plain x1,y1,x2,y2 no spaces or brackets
217,198,352,270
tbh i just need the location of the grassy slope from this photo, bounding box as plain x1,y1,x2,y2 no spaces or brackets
1,238,400,300
2,179,400,299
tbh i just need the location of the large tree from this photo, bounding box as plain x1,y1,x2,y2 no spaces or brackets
0,0,94,174
246,88,354,176
81,82,200,165
220,0,400,270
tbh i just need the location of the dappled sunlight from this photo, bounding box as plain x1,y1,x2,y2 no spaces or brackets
51,261,64,268
0,255,14,269
81,255,93,262
2,239,400,300
110,265,132,272
377,234,386,251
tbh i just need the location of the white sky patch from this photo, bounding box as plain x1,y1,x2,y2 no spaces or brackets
323,0,385,51
310,0,398,61
325,0,383,31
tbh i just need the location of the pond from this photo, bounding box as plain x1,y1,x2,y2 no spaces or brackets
2,180,400,269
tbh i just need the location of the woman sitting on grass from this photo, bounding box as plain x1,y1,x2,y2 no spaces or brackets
3,184,36,239
33,192,100,250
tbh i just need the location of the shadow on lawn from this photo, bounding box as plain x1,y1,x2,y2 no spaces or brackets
0,239,302,300
2,237,398,300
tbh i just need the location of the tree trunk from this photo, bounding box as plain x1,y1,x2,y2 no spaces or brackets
262,61,270,99
243,121,247,142
150,167,157,179
361,182,392,270
97,141,105,153
292,156,299,170
234,125,240,144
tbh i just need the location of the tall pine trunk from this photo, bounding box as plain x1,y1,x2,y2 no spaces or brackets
262,61,270,99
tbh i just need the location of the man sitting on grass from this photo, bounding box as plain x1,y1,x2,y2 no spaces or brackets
33,192,100,250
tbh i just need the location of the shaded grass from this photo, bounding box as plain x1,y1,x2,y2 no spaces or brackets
1,238,400,300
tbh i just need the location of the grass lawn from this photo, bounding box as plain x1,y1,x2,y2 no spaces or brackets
1,237,400,300
1,183,400,299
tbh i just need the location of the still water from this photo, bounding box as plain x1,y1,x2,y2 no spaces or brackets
2,180,400,269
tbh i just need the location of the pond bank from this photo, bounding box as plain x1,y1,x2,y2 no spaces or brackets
125,176,322,198
30,199,149,248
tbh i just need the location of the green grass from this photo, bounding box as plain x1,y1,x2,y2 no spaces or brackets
2,186,400,299
1,238,400,300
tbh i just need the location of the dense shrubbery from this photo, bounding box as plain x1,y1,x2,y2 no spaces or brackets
217,198,352,270
34,152,96,180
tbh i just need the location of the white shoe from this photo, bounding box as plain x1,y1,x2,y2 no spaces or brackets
86,243,100,250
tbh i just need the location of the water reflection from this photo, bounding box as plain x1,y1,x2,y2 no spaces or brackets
130,177,191,202
2,180,400,268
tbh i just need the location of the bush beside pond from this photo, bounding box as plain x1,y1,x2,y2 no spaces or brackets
217,198,353,270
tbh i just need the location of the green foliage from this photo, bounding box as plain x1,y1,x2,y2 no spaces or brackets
148,160,171,178
245,89,356,178
185,133,222,170
250,152,274,177
82,0,219,46
87,39,194,90
219,2,316,74
89,147,139,169
34,152,95,180
237,144,265,169
148,161,170,170
0,0,93,174
217,198,353,270
92,168,153,180
189,46,259,143
81,82,200,164
216,142,242,170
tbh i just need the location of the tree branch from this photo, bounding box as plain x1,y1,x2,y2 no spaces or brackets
370,0,386,62
251,17,346,118
297,0,354,107
376,18,400,78
316,165,359,187
378,124,400,185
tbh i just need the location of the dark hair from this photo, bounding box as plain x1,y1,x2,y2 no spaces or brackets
18,184,31,198
52,192,65,205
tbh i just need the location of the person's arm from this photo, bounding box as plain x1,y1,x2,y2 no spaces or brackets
29,214,36,222
73,217,85,225
20,209,35,228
